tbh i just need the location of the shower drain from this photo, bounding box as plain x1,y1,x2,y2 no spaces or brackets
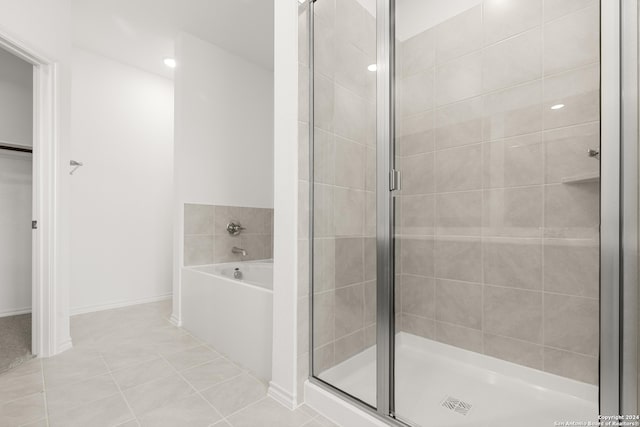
441,396,473,416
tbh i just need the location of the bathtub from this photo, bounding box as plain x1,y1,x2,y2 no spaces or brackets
181,261,273,381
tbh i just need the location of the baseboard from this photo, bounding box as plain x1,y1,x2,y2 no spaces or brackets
0,307,31,318
268,381,297,410
169,313,182,327
70,294,172,316
56,337,73,355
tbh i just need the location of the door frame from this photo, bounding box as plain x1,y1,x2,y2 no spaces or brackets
0,30,60,358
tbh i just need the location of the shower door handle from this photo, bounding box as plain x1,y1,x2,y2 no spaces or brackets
390,169,401,192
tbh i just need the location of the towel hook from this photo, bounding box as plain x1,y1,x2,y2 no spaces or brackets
70,160,83,175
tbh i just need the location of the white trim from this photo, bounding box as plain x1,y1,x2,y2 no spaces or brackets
56,337,72,354
0,29,59,358
70,294,172,316
169,313,182,327
268,382,297,410
0,308,32,318
304,381,387,427
271,0,300,409
171,202,185,338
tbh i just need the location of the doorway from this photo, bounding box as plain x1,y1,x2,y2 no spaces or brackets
0,29,62,362
0,46,34,373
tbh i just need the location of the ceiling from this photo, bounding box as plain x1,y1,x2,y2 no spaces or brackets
71,0,274,79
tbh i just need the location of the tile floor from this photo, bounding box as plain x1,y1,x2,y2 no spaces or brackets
0,300,339,427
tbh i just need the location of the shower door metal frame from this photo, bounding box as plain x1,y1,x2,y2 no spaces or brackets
308,0,632,423
306,0,390,420
307,0,404,424
375,0,396,419
620,0,639,415
601,0,622,416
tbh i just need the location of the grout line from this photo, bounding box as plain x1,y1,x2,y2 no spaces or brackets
399,59,600,116
401,313,598,360
222,396,269,423
40,359,50,427
157,352,227,424
103,354,139,426
541,0,547,373
480,73,487,357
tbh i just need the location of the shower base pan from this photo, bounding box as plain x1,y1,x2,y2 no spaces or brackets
316,332,598,427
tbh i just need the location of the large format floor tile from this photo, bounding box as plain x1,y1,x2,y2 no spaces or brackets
137,394,222,427
0,392,46,426
200,373,267,417
0,300,340,426
227,398,313,427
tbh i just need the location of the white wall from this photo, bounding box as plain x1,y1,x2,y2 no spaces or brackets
0,0,73,354
172,32,274,324
70,48,174,314
0,48,32,147
174,33,274,208
0,152,32,317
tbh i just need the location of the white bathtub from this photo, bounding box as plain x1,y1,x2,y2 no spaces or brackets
181,261,273,381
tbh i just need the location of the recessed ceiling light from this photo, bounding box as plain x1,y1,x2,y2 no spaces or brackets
164,58,177,68
551,103,565,110
368,64,377,72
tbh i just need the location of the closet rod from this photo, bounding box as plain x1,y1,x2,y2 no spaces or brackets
0,144,32,154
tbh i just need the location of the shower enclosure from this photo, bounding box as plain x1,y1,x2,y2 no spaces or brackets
307,0,637,426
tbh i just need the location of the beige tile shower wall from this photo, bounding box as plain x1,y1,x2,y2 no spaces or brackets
308,0,378,377
396,0,600,385
183,204,273,266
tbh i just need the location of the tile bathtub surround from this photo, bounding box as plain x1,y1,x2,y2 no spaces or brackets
0,301,339,427
183,204,274,266
395,0,600,385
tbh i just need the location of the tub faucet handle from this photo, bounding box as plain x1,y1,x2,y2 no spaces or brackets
227,222,246,235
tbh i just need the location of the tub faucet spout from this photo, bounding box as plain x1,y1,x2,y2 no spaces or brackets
232,247,247,257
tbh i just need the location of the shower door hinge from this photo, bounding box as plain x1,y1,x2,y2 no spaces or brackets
32,220,38,230
390,169,401,192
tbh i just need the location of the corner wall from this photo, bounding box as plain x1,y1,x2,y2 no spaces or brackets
270,0,301,407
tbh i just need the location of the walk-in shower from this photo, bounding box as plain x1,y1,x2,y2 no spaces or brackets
306,0,636,426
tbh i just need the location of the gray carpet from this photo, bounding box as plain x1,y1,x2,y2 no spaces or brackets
0,314,32,374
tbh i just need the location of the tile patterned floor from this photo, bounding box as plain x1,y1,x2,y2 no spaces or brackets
0,300,339,427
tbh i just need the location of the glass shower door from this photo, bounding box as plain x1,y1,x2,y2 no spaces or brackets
393,1,601,426
310,0,378,407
